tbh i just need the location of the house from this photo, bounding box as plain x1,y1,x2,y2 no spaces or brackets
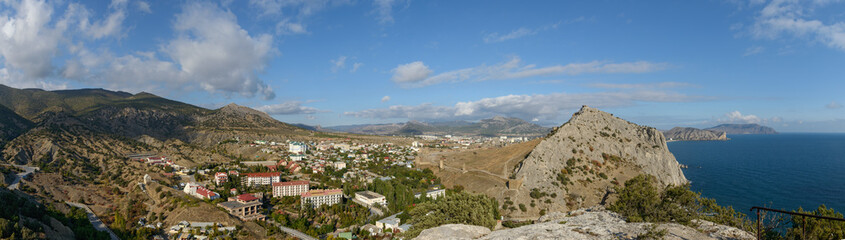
272,180,309,198
279,161,301,173
183,183,219,200
301,189,343,208
425,188,446,199
242,172,281,186
218,194,264,221
289,141,308,154
332,161,347,170
376,213,402,231
354,191,386,207
289,154,306,161
214,172,228,186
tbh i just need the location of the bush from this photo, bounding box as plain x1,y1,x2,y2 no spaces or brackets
609,174,751,231
519,204,527,212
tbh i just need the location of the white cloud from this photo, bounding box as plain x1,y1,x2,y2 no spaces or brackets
381,95,390,102
391,57,669,88
351,62,363,73
256,101,320,115
0,0,63,79
164,2,276,99
747,0,845,51
331,56,347,72
483,22,562,43
391,61,432,83
588,82,697,89
373,0,399,24
721,111,762,124
484,28,535,43
249,0,350,35
743,46,765,56
826,101,843,109
136,1,151,13
347,90,706,121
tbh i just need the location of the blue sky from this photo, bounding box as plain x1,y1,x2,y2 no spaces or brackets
1,0,844,132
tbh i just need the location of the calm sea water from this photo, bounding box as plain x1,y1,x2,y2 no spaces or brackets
667,133,845,216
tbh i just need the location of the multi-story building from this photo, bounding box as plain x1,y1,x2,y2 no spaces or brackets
354,191,386,207
214,172,228,186
301,189,343,208
289,141,308,154
272,180,309,198
242,172,281,187
217,194,264,221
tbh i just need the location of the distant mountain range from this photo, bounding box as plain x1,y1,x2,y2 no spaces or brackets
663,127,727,141
326,116,551,137
705,123,778,134
663,123,777,141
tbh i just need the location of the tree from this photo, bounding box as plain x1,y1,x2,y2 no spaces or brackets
404,192,499,238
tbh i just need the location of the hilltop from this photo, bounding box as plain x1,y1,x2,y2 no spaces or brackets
663,127,728,141
706,123,777,134
328,116,551,137
418,106,687,218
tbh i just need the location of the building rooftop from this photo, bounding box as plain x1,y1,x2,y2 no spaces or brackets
355,191,385,200
272,180,309,187
218,200,260,209
301,188,343,198
234,193,259,202
244,172,281,178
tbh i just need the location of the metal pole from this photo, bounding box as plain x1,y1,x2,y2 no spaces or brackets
757,209,762,240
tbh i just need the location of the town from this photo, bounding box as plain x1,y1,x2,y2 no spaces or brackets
129,134,531,239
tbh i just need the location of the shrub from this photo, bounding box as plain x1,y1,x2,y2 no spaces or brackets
519,204,527,212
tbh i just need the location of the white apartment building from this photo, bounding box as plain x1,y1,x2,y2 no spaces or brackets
301,189,343,208
272,180,309,198
243,172,281,187
289,141,308,154
354,191,386,207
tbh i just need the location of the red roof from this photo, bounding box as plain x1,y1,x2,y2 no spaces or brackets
244,172,281,178
272,180,309,187
215,172,228,177
236,193,259,202
195,187,218,198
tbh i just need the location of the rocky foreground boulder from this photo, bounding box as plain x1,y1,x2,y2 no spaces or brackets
415,207,754,240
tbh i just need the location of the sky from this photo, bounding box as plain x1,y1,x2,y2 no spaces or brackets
1,0,845,132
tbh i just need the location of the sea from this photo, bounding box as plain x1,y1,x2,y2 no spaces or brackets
667,133,845,217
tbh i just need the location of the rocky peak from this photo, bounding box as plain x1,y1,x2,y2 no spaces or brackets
508,105,687,217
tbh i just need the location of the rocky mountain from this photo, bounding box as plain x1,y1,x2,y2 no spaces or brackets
415,207,753,240
705,123,778,134
328,116,551,137
0,104,33,147
505,106,687,217
663,127,728,141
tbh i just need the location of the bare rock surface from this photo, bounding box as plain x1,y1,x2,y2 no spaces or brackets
415,207,754,240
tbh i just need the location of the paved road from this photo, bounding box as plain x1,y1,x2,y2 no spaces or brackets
267,221,317,240
5,164,39,190
66,202,120,240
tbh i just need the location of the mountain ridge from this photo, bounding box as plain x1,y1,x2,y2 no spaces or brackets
705,123,777,134
327,116,551,137
663,127,728,141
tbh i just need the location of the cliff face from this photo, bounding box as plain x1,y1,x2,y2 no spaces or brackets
507,106,687,216
664,127,728,141
705,124,777,134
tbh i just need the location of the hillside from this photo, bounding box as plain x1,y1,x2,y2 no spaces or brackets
419,106,688,219
0,104,32,147
663,127,728,141
705,123,778,134
329,116,551,137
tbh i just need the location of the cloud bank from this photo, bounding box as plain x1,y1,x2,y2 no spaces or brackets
390,57,669,88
